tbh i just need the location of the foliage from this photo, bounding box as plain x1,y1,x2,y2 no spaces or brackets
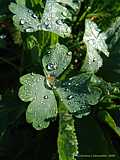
0,0,120,160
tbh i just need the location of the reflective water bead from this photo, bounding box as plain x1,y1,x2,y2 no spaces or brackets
32,14,38,19
26,28,32,32
44,95,48,99
47,63,57,71
67,51,72,56
20,19,25,25
68,82,71,86
56,19,63,25
67,95,74,100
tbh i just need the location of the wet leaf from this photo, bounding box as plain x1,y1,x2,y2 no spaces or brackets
40,0,72,37
42,43,72,78
82,19,109,73
9,2,41,32
18,73,57,130
57,73,102,118
58,102,78,160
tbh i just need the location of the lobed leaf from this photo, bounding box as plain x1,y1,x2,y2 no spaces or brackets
19,73,57,130
42,43,72,79
9,2,41,32
40,0,72,37
82,19,109,73
56,73,102,118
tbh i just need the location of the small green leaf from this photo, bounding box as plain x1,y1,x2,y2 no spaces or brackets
58,103,78,160
19,73,57,130
42,43,72,78
82,19,109,73
98,110,120,137
57,73,102,118
40,0,72,37
9,2,41,32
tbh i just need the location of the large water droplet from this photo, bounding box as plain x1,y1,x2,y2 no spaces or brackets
67,95,74,100
68,82,71,86
47,63,57,71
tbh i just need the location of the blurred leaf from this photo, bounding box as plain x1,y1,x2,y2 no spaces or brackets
57,73,102,118
18,73,57,130
98,110,120,137
42,43,72,78
56,0,82,11
82,19,109,73
99,17,120,82
75,115,119,160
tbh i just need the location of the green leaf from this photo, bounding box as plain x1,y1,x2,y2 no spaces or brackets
56,73,102,118
40,0,72,37
42,43,72,78
82,19,109,73
9,2,41,32
98,110,120,137
56,0,82,11
99,17,120,82
58,102,78,160
18,73,57,130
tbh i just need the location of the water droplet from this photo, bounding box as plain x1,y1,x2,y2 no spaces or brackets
68,82,71,86
69,77,73,80
67,51,72,56
62,11,67,17
20,19,25,25
65,88,69,91
74,59,78,63
47,63,57,71
44,95,48,99
26,28,32,32
44,22,51,29
56,19,63,25
67,95,74,100
32,14,38,19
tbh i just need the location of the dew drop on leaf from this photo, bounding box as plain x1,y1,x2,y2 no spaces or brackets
20,19,25,25
67,95,74,100
67,51,72,56
25,28,32,32
56,19,63,25
47,63,57,71
32,14,38,19
44,95,48,99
